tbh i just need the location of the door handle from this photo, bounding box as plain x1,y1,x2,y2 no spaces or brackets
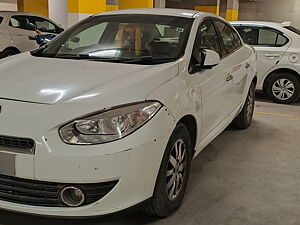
226,74,233,82
264,53,281,59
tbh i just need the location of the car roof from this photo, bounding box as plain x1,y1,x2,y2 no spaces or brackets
96,8,214,19
231,21,286,29
0,11,43,17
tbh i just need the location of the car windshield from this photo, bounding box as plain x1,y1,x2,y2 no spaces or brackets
284,26,300,35
31,14,193,65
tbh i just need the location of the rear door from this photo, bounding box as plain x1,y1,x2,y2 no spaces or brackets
236,26,291,85
213,19,250,109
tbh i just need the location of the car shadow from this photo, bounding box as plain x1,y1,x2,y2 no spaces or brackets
255,92,300,105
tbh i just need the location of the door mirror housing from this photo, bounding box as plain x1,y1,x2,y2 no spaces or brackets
190,49,221,74
202,49,221,68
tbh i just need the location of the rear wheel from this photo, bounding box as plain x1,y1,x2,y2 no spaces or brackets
232,82,255,129
266,72,300,104
0,49,19,59
144,123,192,217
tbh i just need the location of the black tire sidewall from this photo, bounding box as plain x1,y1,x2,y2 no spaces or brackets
267,73,300,104
0,50,18,59
153,123,192,216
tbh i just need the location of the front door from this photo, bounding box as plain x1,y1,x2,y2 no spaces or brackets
190,19,233,140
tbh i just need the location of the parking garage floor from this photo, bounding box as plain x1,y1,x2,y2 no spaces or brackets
0,95,300,225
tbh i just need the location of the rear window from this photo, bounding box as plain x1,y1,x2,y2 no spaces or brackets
284,26,300,35
0,17,3,24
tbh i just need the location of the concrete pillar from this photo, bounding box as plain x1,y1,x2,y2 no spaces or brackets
195,0,220,16
155,0,165,8
119,0,153,10
226,0,239,21
48,0,68,28
67,0,119,27
17,0,48,17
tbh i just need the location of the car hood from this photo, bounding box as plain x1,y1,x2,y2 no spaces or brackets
0,53,179,105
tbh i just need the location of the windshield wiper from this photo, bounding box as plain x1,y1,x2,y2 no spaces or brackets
115,56,175,64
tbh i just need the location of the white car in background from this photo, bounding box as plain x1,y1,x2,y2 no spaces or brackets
0,11,64,58
0,9,256,217
232,21,300,104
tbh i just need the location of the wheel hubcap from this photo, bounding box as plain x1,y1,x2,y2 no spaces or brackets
166,139,187,201
272,79,295,101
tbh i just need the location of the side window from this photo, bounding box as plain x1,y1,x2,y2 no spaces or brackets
189,19,221,72
232,28,243,48
258,28,288,47
193,20,222,57
213,20,239,56
0,17,3,24
9,16,33,30
235,27,259,45
28,16,59,34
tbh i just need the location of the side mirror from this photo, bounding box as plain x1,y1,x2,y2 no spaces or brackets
190,49,220,73
71,37,80,43
202,49,221,68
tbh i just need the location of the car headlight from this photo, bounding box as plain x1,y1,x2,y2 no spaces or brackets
59,101,162,145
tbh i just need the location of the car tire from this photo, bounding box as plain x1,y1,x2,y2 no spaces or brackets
143,123,192,218
266,72,300,104
232,82,255,129
0,49,19,59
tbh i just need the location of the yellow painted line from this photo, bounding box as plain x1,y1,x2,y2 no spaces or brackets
254,112,300,119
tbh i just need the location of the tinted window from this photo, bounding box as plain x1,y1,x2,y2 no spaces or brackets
189,19,221,73
284,26,300,35
0,17,3,24
236,27,288,47
9,15,61,34
28,16,61,34
235,27,258,45
193,20,222,58
213,20,239,55
9,16,33,30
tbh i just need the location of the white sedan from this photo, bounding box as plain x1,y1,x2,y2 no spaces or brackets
0,9,256,217
232,21,300,104
0,11,63,58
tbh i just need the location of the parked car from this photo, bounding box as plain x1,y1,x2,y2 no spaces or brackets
0,11,64,58
232,21,300,104
0,9,256,218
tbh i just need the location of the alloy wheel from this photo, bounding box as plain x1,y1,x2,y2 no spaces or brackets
166,139,187,201
272,78,295,101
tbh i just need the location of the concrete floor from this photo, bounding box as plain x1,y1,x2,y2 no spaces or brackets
1,95,300,225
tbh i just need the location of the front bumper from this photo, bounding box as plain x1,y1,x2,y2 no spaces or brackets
0,100,175,217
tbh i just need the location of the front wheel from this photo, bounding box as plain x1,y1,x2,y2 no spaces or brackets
144,123,192,217
232,82,255,129
0,49,19,59
266,72,300,104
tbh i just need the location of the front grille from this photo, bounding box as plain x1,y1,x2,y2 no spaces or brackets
0,174,118,207
0,135,35,154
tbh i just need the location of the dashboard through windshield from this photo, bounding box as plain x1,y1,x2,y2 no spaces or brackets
31,14,194,65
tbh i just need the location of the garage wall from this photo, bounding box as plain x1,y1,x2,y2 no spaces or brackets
238,0,300,29
119,0,153,9
0,0,17,11
17,0,48,17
